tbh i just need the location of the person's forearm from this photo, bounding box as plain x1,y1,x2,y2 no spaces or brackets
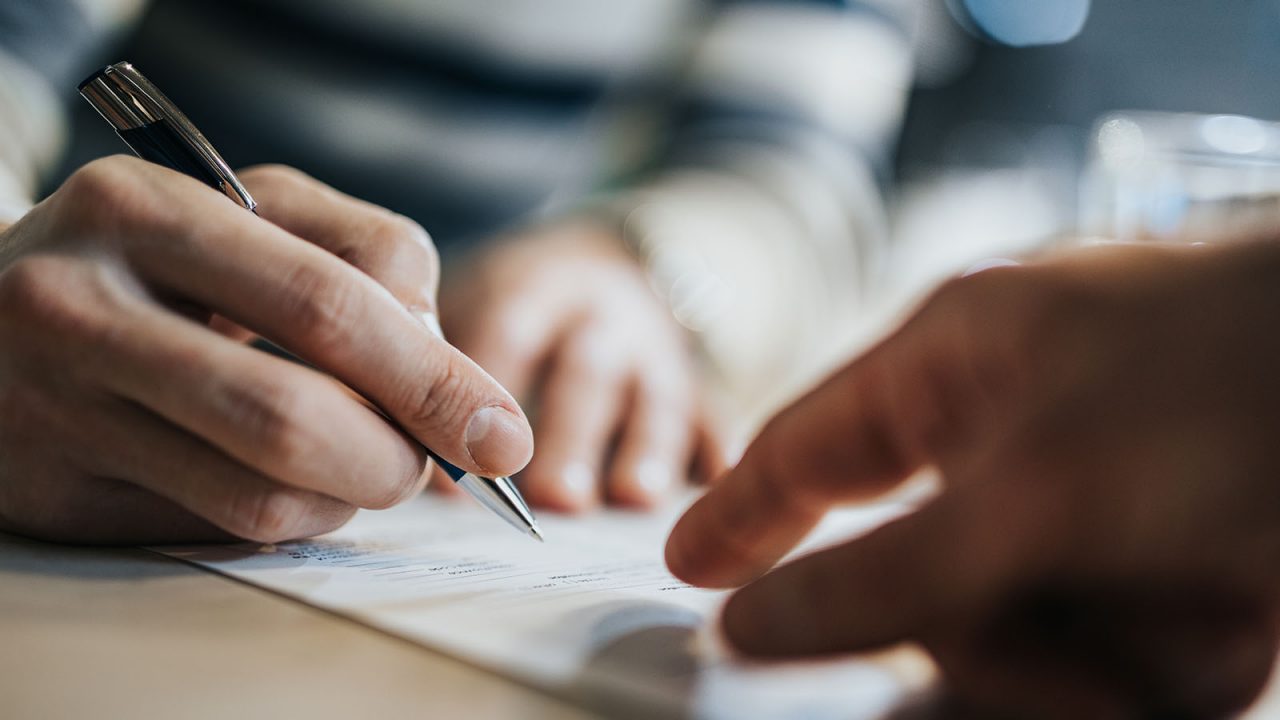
599,156,884,431
593,1,916,429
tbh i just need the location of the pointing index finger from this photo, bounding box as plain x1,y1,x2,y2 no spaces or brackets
665,282,992,588
666,352,915,587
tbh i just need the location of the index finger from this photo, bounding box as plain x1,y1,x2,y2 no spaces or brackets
239,165,440,315
94,157,532,477
666,276,1010,588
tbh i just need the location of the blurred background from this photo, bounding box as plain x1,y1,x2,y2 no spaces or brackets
2,0,1279,426
892,0,1280,303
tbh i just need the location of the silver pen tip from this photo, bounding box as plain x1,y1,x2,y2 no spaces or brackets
455,472,543,542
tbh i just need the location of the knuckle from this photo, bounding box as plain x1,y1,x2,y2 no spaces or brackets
363,213,439,280
280,263,363,355
63,157,128,202
0,257,108,343
56,157,185,245
223,379,314,472
371,212,434,254
238,165,327,209
400,357,472,435
240,163,310,191
58,157,139,224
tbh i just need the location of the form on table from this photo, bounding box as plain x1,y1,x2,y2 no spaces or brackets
158,492,924,719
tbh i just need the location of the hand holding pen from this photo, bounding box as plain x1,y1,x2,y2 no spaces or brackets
0,63,537,544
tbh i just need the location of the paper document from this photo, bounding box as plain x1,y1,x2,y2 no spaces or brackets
159,493,923,719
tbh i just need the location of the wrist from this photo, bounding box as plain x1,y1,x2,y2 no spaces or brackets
574,194,737,336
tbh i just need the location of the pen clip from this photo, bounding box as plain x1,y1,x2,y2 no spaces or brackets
79,62,257,212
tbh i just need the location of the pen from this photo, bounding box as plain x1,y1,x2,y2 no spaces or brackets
79,61,543,542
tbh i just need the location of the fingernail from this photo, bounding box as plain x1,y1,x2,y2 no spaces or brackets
465,406,532,474
413,310,445,340
633,457,674,496
560,461,596,500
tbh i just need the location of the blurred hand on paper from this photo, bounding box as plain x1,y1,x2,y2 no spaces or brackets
666,240,1280,719
0,157,532,544
441,221,724,512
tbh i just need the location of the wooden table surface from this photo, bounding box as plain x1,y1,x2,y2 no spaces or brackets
3,531,1278,720
0,532,593,720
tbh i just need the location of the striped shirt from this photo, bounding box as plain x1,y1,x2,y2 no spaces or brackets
12,2,1273,420
0,0,920,423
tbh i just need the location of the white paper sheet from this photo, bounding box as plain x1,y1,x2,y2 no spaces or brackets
158,493,921,719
